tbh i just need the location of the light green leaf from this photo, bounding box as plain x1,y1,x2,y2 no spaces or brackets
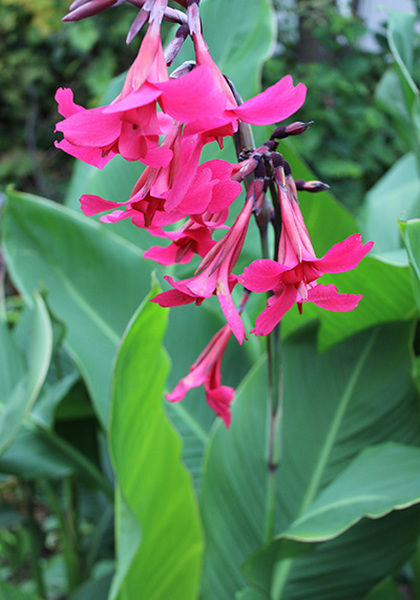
3,189,153,426
109,284,203,600
283,443,420,541
360,153,420,254
399,218,420,311
387,10,418,101
0,293,52,454
245,322,420,600
201,321,420,599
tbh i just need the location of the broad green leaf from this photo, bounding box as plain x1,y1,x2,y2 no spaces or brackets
201,322,420,599
2,189,153,426
400,218,420,311
245,322,420,599
109,284,203,600
200,357,268,599
387,10,418,105
360,153,420,254
375,68,417,148
0,419,112,496
0,293,52,454
283,443,420,541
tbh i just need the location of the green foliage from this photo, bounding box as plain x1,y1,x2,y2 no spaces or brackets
265,2,406,211
3,2,420,600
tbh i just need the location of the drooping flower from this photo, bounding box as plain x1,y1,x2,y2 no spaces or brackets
152,194,254,344
166,324,234,427
240,166,373,336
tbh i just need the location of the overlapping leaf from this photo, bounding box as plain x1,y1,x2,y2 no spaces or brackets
108,284,203,600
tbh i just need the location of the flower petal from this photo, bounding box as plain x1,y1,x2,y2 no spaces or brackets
240,259,289,293
232,76,307,125
317,234,374,273
252,286,297,336
306,284,363,312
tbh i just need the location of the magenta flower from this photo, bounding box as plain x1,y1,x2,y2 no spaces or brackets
240,180,373,335
166,325,234,428
152,197,254,344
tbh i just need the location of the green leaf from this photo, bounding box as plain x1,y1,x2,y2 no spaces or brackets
360,153,420,254
399,218,420,311
245,322,420,599
2,189,153,426
387,10,418,102
200,357,269,599
283,443,420,541
109,284,203,600
0,293,52,454
200,321,420,599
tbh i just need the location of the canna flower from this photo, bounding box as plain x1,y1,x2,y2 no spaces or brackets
152,195,254,344
166,325,234,428
240,166,373,336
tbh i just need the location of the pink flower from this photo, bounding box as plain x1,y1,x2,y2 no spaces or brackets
240,177,373,335
152,196,254,344
166,325,234,428
183,6,307,140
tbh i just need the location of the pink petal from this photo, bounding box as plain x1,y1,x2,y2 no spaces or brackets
55,88,84,117
206,386,234,428
103,84,161,113
157,65,227,122
54,139,115,169
317,234,374,274
240,259,289,293
151,288,196,307
143,243,193,265
252,286,297,336
79,194,126,216
306,284,363,312
55,107,122,147
216,276,245,345
232,76,307,125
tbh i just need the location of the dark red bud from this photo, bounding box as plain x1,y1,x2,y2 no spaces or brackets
295,179,330,192
270,121,314,141
63,0,118,21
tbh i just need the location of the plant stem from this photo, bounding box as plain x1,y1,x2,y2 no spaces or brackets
39,478,81,594
24,482,47,599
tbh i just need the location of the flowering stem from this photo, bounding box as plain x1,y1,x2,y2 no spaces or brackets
233,110,283,542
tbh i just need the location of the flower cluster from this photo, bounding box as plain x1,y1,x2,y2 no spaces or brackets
56,0,373,427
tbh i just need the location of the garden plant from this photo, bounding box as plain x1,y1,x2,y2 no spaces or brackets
2,1,420,600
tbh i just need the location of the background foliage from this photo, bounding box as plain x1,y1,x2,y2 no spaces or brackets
2,1,420,600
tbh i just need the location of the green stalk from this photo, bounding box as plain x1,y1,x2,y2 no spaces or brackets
24,482,47,599
39,478,81,594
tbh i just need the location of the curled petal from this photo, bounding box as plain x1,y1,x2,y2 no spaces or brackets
252,286,297,336
306,284,363,311
317,234,374,274
240,259,289,293
232,76,307,125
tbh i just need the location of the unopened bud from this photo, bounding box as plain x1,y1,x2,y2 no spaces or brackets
164,23,189,64
126,8,149,44
295,180,330,193
63,0,118,21
270,121,314,141
170,60,196,79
